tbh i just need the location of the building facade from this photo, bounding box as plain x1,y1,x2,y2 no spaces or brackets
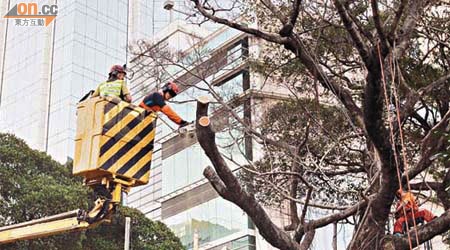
127,20,262,249
0,0,188,163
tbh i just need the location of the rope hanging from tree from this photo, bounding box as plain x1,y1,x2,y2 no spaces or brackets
377,43,420,250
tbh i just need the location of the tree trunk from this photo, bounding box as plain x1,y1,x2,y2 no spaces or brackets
349,217,386,250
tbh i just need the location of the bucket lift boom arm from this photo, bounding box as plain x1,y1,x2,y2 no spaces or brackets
0,182,121,244
0,210,97,244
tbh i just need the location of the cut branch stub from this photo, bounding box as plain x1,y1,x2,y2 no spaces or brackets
199,116,210,127
197,95,210,104
194,93,304,250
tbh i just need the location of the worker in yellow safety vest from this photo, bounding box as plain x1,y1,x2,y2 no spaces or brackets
92,65,132,103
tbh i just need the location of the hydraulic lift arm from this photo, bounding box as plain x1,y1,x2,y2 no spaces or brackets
0,210,94,244
0,183,119,245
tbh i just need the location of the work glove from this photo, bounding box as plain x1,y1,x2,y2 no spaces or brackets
179,120,191,128
393,233,403,237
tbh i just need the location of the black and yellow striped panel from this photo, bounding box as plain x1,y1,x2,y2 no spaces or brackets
98,101,155,183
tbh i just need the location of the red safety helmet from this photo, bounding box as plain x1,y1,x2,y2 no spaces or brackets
162,82,180,97
110,64,126,75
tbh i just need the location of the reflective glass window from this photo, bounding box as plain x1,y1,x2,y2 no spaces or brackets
163,197,251,248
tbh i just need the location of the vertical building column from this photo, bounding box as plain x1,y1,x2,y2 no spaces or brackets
42,0,57,151
128,0,140,46
0,0,11,107
127,0,139,98
248,36,263,90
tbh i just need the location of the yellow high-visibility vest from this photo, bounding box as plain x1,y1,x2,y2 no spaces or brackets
98,80,124,97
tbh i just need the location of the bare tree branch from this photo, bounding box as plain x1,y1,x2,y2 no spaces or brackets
332,222,338,250
332,0,371,66
196,98,303,250
370,0,389,52
392,0,434,56
284,175,301,231
418,72,450,96
438,168,450,210
190,0,289,45
279,0,302,37
409,182,441,191
301,188,312,223
389,0,408,38
404,110,450,182
260,0,287,24
294,198,370,241
285,146,303,231
299,228,315,249
398,71,450,127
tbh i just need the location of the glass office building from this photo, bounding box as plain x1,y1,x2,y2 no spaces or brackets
0,0,187,162
127,19,259,249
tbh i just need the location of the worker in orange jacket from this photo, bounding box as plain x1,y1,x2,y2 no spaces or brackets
139,82,190,127
393,189,436,236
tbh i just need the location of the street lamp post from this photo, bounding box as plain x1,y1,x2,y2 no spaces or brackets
124,217,131,250
163,0,196,22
